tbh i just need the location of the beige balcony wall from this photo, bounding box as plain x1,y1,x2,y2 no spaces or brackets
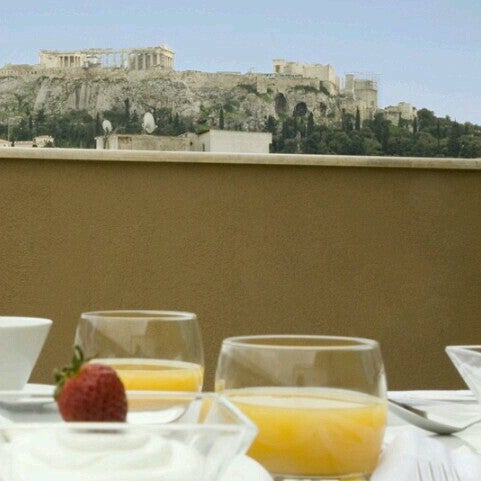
0,148,480,391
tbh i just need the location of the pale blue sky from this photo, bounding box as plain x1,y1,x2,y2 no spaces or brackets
2,0,481,124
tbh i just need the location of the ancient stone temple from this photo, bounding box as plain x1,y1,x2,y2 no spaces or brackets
38,45,174,70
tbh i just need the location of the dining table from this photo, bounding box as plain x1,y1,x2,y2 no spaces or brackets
376,389,481,480
1,386,481,480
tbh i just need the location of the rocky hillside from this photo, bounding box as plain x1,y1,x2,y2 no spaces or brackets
3,65,478,158
0,66,345,132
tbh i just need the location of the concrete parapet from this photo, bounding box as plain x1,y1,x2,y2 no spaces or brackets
0,148,479,392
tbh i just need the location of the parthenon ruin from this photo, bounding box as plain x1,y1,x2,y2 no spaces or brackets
38,45,174,70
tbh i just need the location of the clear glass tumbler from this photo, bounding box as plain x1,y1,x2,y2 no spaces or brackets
215,335,387,480
76,310,204,392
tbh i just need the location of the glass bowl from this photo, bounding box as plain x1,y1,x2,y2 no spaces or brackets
0,392,257,481
446,345,481,403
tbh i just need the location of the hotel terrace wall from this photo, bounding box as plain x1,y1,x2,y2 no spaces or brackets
0,148,480,391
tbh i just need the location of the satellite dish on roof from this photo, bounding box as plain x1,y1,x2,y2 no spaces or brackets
102,119,113,134
101,119,114,150
142,112,156,134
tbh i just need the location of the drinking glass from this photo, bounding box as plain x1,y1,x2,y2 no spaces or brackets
215,335,387,481
76,310,204,392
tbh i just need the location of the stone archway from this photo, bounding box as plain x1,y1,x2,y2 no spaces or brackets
319,102,328,116
275,93,288,116
293,102,307,117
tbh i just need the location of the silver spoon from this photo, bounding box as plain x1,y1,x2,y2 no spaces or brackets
388,398,481,435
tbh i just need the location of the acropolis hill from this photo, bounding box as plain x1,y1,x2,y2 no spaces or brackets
0,44,414,131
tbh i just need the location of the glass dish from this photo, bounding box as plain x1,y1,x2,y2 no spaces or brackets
0,392,257,481
76,310,204,392
446,345,481,403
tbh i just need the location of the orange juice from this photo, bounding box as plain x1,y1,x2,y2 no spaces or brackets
223,387,386,477
94,358,203,391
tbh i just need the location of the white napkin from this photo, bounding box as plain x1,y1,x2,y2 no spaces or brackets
371,428,481,481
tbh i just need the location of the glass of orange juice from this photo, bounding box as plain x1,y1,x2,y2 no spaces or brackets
75,310,204,392
215,335,387,480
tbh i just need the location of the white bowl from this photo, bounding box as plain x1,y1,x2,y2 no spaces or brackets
446,345,481,402
0,316,52,390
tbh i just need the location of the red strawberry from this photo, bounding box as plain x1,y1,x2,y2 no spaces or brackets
54,346,128,422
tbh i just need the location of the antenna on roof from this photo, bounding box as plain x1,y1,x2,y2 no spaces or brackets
142,112,156,134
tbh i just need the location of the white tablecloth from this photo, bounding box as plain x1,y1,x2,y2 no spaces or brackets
375,390,481,480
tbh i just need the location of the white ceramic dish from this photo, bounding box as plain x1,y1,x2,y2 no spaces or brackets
0,383,54,398
0,384,57,424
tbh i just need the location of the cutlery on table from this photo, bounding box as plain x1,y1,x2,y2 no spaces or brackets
388,397,481,435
